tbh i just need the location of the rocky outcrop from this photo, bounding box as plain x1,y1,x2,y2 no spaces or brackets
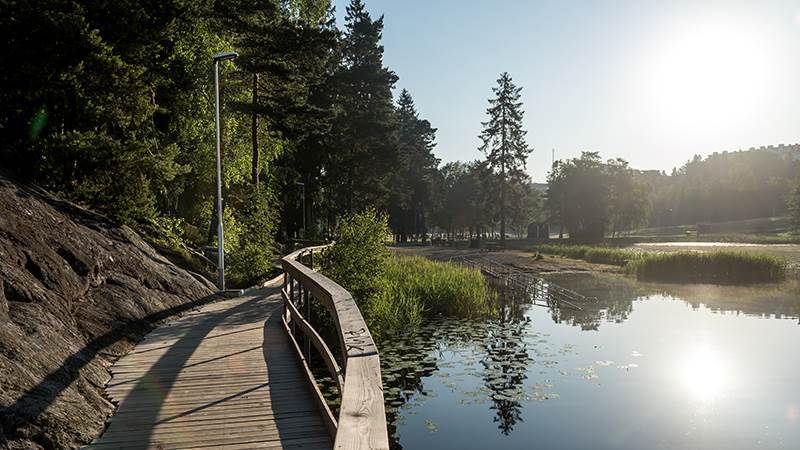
0,174,215,449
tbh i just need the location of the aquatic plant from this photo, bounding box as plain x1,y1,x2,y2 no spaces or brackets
535,244,787,284
385,256,494,315
534,243,640,265
626,250,787,284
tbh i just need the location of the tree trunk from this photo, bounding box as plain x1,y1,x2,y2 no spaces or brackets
500,105,507,247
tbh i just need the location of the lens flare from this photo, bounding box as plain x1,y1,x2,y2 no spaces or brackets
28,106,48,140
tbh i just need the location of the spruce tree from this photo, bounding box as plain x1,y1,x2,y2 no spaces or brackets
389,89,439,242
325,0,399,214
479,72,532,245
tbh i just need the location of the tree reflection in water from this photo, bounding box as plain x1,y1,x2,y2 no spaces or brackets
546,273,800,329
335,272,800,448
481,279,533,434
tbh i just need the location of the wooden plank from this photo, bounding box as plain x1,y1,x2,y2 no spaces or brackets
86,436,333,450
282,289,344,390
84,285,332,450
281,314,338,437
281,245,389,450
334,355,389,450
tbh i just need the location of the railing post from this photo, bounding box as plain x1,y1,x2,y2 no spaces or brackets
304,288,311,361
289,275,295,328
309,249,313,271
291,279,297,336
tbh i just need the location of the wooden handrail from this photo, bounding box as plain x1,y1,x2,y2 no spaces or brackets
281,245,389,450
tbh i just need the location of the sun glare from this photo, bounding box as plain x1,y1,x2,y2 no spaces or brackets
677,344,733,403
645,22,773,133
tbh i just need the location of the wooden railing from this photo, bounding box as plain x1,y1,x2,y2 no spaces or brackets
281,245,389,450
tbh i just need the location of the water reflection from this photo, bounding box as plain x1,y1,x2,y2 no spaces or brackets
676,344,733,403
371,273,800,449
545,273,800,328
481,315,531,434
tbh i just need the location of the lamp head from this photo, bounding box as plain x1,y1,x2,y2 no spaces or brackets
213,51,239,62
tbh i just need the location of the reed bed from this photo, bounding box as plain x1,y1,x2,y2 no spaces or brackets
366,256,494,332
626,250,786,284
535,244,786,284
534,244,640,266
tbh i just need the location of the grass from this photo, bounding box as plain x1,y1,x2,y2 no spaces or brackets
534,243,640,266
534,243,787,284
365,256,494,333
626,250,787,284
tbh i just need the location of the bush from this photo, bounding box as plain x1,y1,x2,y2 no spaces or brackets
626,251,786,284
228,189,280,286
320,209,391,306
321,210,493,335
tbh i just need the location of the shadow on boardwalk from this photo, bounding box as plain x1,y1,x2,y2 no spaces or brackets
83,286,331,449
1,290,223,445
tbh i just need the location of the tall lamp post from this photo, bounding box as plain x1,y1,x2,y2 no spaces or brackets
213,51,238,291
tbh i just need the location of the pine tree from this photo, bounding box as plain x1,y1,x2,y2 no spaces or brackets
479,72,532,246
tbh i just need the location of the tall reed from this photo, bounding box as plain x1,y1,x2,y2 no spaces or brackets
626,250,786,284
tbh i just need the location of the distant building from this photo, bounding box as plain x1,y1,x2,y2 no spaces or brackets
527,222,550,241
531,182,549,193
748,143,800,160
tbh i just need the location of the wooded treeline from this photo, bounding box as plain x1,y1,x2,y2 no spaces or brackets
639,149,800,228
543,149,800,239
0,0,449,282
3,0,798,285
0,0,553,282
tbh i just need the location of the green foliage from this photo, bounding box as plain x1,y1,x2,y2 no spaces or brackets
228,188,281,286
322,0,399,214
321,210,492,335
507,183,542,237
387,90,440,242
366,256,493,334
546,152,650,240
644,149,799,227
320,209,391,304
535,244,639,266
789,176,800,234
432,161,499,239
627,251,787,284
384,256,493,317
0,0,344,286
367,283,426,332
536,244,787,284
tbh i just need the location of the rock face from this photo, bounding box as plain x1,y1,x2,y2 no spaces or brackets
0,174,215,449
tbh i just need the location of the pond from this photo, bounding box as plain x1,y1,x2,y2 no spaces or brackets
378,274,800,450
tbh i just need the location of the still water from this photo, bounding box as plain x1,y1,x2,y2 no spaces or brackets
379,274,800,450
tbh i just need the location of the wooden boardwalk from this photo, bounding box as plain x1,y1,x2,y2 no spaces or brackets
85,280,332,450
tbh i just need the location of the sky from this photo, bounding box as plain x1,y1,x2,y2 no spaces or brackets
331,0,800,182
